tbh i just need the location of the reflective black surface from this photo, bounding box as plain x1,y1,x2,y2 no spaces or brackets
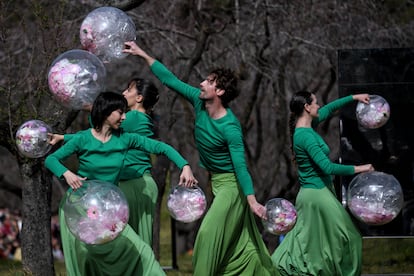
338,48,414,236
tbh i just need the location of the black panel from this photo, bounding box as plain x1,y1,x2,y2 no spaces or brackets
338,48,414,236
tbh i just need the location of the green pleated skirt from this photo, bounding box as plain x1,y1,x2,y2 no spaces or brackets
192,173,279,276
59,189,165,276
119,173,158,246
271,186,362,276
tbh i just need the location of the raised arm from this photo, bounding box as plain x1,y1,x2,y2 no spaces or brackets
313,93,370,126
123,41,200,104
123,41,155,66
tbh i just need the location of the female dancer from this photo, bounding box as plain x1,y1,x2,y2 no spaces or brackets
272,91,374,275
45,91,197,276
52,80,161,246
119,78,160,246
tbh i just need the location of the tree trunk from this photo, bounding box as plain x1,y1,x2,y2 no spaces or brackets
19,160,54,276
151,155,170,260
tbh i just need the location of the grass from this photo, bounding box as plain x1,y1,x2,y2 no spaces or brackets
2,237,414,275
1,190,414,275
362,236,414,274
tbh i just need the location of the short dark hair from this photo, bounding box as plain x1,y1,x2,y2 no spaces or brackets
91,92,127,131
209,68,239,107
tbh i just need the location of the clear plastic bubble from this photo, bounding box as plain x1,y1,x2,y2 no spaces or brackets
262,198,297,235
15,120,52,158
63,180,129,245
347,171,403,225
356,95,390,129
80,7,136,63
47,49,106,110
167,185,207,223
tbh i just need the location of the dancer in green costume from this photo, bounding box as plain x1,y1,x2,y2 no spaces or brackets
45,92,197,276
123,41,279,276
272,91,374,275
52,80,161,246
118,78,160,246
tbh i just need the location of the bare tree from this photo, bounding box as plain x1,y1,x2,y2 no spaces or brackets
0,0,99,274
1,0,414,273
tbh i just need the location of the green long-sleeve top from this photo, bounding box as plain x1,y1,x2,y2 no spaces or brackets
151,60,254,196
67,111,154,180
45,128,188,184
119,110,154,179
294,95,355,189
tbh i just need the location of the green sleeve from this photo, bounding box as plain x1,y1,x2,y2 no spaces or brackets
225,126,255,195
313,95,354,126
45,136,81,178
150,60,200,104
125,133,188,169
297,133,355,175
63,134,75,142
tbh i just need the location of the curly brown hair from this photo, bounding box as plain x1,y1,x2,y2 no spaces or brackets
209,68,239,107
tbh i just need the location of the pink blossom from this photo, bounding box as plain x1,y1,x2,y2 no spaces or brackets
87,206,99,220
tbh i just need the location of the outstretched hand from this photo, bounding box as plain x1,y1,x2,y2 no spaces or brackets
353,93,370,104
123,41,155,65
355,164,375,174
48,133,64,145
123,41,147,57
